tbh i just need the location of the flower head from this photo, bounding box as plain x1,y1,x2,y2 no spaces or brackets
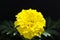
14,9,46,39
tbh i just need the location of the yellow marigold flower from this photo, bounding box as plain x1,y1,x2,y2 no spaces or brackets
14,9,46,39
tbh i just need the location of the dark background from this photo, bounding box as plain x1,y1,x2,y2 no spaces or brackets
0,0,60,40
0,0,60,21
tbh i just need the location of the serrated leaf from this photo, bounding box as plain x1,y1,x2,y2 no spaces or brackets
50,20,60,29
0,25,8,31
45,30,60,36
1,28,10,34
0,20,17,37
9,20,14,28
42,32,51,37
46,17,52,27
46,17,56,29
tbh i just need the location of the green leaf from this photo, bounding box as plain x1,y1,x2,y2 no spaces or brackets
42,32,51,37
0,25,8,31
46,17,56,29
50,20,60,29
0,20,17,36
45,30,60,36
46,17,60,36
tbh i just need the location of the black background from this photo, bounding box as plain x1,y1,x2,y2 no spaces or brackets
0,0,60,40
0,0,60,21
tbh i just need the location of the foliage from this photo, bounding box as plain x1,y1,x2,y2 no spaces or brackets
0,17,60,40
